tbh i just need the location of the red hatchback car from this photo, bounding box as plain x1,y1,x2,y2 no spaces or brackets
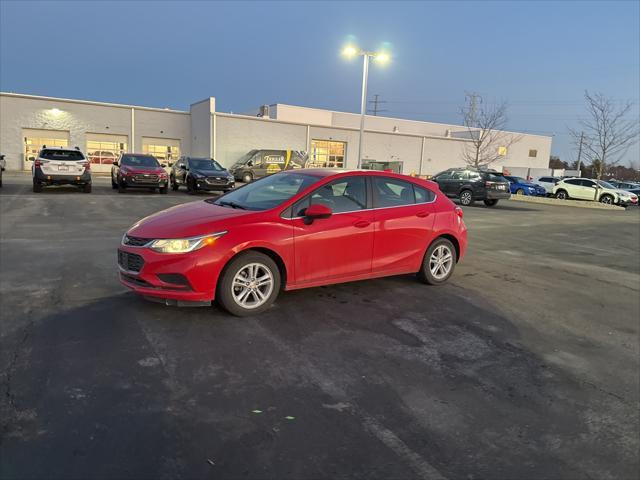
118,169,468,316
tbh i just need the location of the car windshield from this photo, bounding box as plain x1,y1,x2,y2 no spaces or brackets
41,149,85,161
231,150,258,167
208,172,320,211
189,158,224,171
121,155,159,167
597,180,616,189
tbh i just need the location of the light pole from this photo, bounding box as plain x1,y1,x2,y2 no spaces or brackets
342,46,390,168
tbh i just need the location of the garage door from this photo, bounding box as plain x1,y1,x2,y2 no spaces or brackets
87,133,128,173
142,137,181,164
23,129,69,170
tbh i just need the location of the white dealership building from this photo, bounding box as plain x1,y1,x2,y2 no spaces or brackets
0,92,552,175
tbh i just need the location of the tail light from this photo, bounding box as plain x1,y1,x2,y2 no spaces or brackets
34,159,48,168
455,206,464,218
82,161,91,170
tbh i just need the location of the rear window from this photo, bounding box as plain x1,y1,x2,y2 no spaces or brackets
40,149,85,161
121,155,159,167
484,173,506,182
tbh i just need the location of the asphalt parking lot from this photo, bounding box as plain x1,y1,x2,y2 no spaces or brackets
1,173,639,479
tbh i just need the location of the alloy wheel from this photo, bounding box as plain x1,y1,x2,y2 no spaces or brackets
231,263,274,309
429,245,453,280
460,191,472,205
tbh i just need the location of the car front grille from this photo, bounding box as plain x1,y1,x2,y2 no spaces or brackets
133,174,159,182
123,235,151,247
118,250,144,273
205,177,229,185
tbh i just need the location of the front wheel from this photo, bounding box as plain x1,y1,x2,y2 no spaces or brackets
417,238,457,285
118,178,126,193
171,177,179,191
459,190,474,206
82,183,92,193
484,199,499,207
217,252,281,317
159,185,168,194
516,188,525,195
111,178,117,189
242,172,253,184
187,177,197,194
599,194,614,205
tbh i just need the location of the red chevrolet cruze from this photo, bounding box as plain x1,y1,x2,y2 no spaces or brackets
118,169,467,316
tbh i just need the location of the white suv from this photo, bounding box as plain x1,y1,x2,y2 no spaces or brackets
553,178,638,206
31,146,92,193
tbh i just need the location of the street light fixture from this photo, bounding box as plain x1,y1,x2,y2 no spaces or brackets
342,45,391,168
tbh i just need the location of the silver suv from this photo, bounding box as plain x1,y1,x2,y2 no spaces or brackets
31,146,92,193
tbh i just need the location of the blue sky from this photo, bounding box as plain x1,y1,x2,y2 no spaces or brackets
1,0,638,165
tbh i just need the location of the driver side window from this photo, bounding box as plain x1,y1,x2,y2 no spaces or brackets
293,176,367,216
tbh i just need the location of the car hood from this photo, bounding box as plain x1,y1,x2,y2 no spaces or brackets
191,168,230,177
127,201,253,238
121,166,166,175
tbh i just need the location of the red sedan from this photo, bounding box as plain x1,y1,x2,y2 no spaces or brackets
118,169,468,316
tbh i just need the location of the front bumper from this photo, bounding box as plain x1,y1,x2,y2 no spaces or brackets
618,197,638,207
117,243,229,302
34,169,91,185
194,178,235,191
122,176,168,188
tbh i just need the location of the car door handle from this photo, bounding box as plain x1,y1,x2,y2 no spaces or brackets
416,211,430,218
353,220,371,228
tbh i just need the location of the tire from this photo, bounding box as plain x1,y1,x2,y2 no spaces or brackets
187,177,197,194
159,185,168,194
417,238,457,285
459,189,473,206
118,178,126,193
33,181,42,193
111,178,117,189
555,190,568,200
599,194,614,205
516,188,525,195
217,251,281,317
484,199,499,207
83,183,92,193
242,172,253,184
171,176,179,191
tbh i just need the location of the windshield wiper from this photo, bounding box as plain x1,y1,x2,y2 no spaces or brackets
217,200,247,210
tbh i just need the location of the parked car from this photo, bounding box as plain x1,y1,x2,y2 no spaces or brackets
118,169,467,316
170,157,234,193
432,168,511,206
0,154,5,187
89,150,118,164
31,146,91,193
504,175,547,196
608,180,640,195
553,178,638,206
112,153,169,194
532,176,561,195
229,149,308,183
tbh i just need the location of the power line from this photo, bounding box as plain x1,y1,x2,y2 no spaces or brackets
367,94,387,116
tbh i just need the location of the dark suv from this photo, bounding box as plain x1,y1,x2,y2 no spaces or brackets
432,168,511,206
170,156,234,193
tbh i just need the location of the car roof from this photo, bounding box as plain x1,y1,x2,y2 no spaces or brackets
40,146,79,151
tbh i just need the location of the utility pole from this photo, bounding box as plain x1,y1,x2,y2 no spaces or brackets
576,131,584,176
368,94,387,116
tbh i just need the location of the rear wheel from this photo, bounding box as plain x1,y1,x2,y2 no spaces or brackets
217,252,281,317
83,183,92,193
484,199,499,207
33,181,42,193
417,238,457,285
555,189,568,200
459,189,473,206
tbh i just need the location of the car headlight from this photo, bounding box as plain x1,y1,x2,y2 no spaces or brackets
148,231,227,253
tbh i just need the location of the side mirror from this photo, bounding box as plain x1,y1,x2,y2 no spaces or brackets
304,204,332,224
168,162,173,167
113,161,118,166
28,156,35,161
180,164,187,170
161,163,167,168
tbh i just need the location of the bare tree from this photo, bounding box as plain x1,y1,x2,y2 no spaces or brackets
459,92,521,169
569,91,639,179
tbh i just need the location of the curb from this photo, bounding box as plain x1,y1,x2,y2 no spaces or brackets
508,195,626,211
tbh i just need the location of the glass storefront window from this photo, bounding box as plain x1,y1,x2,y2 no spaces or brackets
310,140,346,168
87,138,127,164
143,141,181,163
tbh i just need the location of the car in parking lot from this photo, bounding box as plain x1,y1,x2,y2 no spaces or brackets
170,156,234,193
553,178,638,206
112,153,169,194
31,146,92,193
228,149,308,183
609,180,640,195
432,167,511,206
118,169,467,316
532,176,561,195
504,175,547,196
